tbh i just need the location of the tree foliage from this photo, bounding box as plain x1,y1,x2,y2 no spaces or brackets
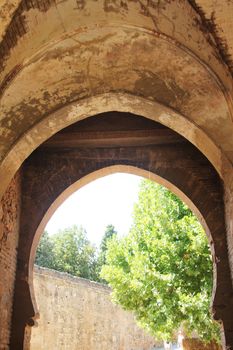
36,224,118,282
97,224,117,282
99,224,117,265
35,225,99,281
101,180,220,342
35,231,54,269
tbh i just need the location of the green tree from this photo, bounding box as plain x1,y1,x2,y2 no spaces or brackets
99,224,117,265
97,224,117,282
101,180,220,342
36,225,98,281
35,231,55,269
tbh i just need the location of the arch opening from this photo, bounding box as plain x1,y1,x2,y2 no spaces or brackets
30,165,215,276
31,167,219,349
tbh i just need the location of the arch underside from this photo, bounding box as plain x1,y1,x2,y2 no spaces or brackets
10,112,233,349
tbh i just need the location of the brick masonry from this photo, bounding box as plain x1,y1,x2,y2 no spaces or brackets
0,174,20,350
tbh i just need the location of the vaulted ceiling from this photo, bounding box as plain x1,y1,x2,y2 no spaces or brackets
1,0,232,72
0,0,232,196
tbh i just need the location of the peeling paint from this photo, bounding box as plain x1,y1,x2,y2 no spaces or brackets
0,0,56,72
134,69,189,106
188,0,233,75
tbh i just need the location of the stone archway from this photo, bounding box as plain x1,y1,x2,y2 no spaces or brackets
1,1,233,349
10,112,233,349
1,93,231,200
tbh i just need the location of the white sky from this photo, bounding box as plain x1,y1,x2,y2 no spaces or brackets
45,173,142,247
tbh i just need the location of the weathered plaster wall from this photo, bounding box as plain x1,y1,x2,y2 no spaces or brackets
0,173,21,350
1,0,232,72
30,266,159,350
0,0,21,40
193,0,233,73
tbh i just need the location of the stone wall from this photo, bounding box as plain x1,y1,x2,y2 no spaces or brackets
0,174,21,350
30,266,159,350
